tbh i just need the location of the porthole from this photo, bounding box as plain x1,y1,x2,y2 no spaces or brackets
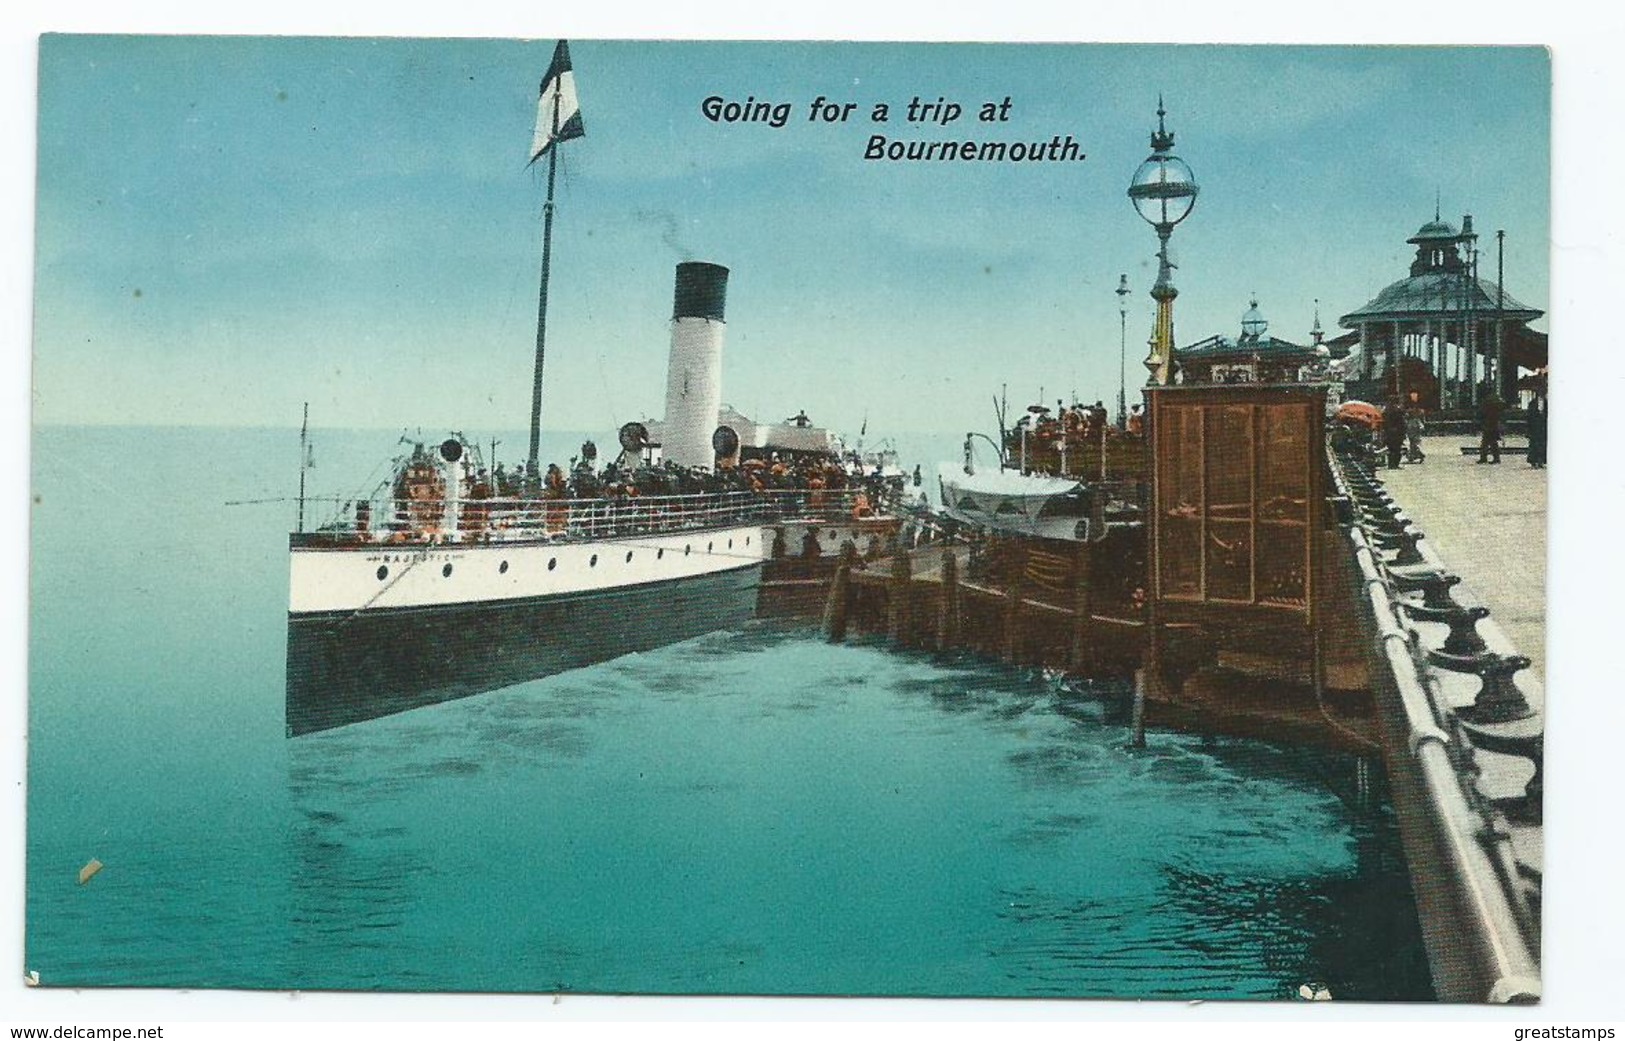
442,563,454,578
727,538,733,549
376,565,389,581
589,554,598,567
625,551,634,563
548,557,557,571
499,560,509,574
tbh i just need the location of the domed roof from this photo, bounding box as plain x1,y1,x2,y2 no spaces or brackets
1338,272,1543,326
1240,298,1268,340
1406,218,1460,244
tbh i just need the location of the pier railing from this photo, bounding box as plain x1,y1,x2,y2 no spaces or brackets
1328,443,1542,1002
294,487,896,547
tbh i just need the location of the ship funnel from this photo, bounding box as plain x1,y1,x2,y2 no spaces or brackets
661,261,730,468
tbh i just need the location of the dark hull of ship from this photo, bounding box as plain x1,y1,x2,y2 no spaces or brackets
285,564,763,736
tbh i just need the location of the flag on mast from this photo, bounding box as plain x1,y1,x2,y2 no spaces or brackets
530,40,584,163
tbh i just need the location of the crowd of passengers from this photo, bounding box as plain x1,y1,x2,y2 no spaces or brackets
471,446,903,505
1012,400,1145,447
361,443,917,541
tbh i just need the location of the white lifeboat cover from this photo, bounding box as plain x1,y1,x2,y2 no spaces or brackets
937,463,1082,522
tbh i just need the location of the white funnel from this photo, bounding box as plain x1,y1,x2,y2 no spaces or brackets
661,262,729,469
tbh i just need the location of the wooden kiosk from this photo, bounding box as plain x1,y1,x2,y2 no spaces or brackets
1141,383,1357,741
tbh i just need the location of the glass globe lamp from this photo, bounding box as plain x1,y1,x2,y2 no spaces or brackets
1128,152,1198,230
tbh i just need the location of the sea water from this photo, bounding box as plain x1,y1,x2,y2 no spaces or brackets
26,425,1432,999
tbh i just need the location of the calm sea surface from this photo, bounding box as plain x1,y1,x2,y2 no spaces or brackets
27,425,1432,999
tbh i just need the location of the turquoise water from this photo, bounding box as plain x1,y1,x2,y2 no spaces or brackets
27,426,1431,999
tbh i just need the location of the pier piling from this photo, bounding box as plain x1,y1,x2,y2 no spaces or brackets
1001,542,1026,665
937,547,961,651
1069,540,1095,674
1130,667,1147,749
887,547,913,646
821,541,858,643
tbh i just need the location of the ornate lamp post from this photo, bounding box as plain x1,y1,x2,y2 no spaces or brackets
1115,273,1130,428
1127,97,1199,386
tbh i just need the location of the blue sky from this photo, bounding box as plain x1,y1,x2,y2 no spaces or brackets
32,37,1549,437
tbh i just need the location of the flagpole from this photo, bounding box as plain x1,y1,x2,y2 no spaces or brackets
527,90,561,483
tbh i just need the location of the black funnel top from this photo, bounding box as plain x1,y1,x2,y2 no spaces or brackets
673,261,729,321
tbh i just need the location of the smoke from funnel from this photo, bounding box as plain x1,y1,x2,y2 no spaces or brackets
633,209,694,261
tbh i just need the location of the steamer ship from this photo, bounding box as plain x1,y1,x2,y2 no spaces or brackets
286,45,898,736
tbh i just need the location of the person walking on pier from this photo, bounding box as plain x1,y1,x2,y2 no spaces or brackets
1381,396,1407,470
1405,395,1426,464
1477,391,1505,464
1526,395,1547,469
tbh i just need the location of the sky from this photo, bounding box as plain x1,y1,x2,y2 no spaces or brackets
30,37,1550,439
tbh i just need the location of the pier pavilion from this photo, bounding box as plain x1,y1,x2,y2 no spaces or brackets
1176,298,1328,384
1336,213,1545,410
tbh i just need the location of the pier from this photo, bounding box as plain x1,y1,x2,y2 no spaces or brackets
775,386,1545,1003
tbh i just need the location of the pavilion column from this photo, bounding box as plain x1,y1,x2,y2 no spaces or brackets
1359,322,1372,380
1450,337,1459,408
1496,317,1509,399
1466,322,1477,406
1462,339,1475,407
1390,320,1401,396
1449,337,1462,409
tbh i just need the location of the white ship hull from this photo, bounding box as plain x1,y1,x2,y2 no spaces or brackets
289,524,764,617
284,517,894,735
288,519,891,618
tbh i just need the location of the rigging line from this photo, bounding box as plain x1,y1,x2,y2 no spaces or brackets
334,553,430,629
595,350,619,431
346,449,400,506
227,496,329,507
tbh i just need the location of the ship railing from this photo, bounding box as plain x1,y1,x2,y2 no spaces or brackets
302,487,893,546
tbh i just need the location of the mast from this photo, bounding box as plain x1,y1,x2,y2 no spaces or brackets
527,94,561,482
297,401,309,533
523,40,584,483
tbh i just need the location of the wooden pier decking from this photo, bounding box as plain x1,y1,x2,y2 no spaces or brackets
1376,436,1547,682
